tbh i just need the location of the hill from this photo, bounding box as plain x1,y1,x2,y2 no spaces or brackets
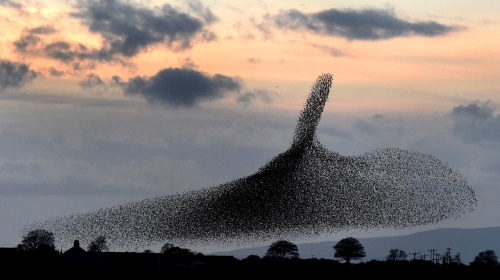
211,226,500,264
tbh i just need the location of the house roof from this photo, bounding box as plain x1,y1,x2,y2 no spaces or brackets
63,240,87,256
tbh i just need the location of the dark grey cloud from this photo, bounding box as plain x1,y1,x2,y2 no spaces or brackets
43,41,124,66
48,67,65,77
121,68,241,107
72,0,216,57
200,30,218,42
452,101,495,120
310,43,346,57
111,75,124,85
0,0,21,8
44,41,83,62
42,41,116,65
237,93,256,106
14,28,124,65
14,25,56,53
79,73,104,89
187,0,218,24
270,7,463,40
354,114,405,135
12,1,216,67
451,101,500,145
28,25,56,35
179,57,198,69
13,34,41,52
237,89,274,107
0,59,38,91
247,57,260,64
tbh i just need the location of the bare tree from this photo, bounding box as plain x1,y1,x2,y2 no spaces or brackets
386,248,408,261
87,236,109,252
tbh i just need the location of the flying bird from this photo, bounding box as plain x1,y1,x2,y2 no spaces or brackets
25,73,477,250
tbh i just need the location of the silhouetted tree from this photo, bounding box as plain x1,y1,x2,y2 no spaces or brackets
333,237,365,264
143,249,153,253
87,236,109,252
386,248,408,261
160,242,175,254
265,240,299,259
161,245,199,266
473,250,498,265
244,254,261,262
242,255,261,267
163,246,196,257
453,253,462,264
17,229,56,252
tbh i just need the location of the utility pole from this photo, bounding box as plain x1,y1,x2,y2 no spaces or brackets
409,251,420,260
444,248,452,264
454,252,462,264
435,253,441,264
429,249,436,263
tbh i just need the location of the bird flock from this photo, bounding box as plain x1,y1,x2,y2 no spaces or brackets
23,73,477,250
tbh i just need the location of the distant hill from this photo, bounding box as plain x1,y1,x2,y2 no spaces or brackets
211,226,500,264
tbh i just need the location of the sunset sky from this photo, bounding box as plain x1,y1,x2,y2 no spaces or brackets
1,0,500,254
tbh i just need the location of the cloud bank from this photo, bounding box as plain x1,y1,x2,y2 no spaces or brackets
268,7,463,40
73,0,217,56
13,0,218,68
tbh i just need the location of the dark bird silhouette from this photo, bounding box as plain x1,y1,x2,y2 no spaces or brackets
25,73,477,250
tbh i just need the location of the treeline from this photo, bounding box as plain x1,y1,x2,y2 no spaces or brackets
2,249,500,277
2,228,499,277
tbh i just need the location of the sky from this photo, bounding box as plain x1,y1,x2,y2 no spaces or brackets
1,0,499,254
